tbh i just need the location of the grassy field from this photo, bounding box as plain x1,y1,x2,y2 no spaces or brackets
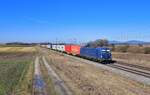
112,52,150,68
0,46,36,95
0,61,30,95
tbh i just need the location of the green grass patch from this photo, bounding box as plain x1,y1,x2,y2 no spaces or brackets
0,60,31,95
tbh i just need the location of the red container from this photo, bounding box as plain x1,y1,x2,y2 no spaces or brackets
65,45,81,55
71,45,80,55
65,45,71,54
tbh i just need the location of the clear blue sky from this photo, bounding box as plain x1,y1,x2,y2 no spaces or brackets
0,0,150,43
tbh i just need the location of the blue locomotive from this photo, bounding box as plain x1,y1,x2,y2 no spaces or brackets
80,47,112,63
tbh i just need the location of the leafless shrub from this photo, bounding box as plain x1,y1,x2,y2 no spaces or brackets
127,46,143,53
115,45,129,52
86,39,109,48
144,47,150,54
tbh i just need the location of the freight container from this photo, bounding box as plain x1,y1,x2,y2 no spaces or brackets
56,45,65,52
65,45,71,54
71,45,80,55
65,45,80,55
46,44,51,49
80,47,112,61
52,45,57,50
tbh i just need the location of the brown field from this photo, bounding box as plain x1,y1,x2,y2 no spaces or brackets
109,45,150,54
112,52,150,68
44,50,150,95
0,46,36,53
0,47,36,61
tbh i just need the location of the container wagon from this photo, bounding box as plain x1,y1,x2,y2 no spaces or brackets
46,44,51,49
65,45,80,55
56,45,65,52
52,45,57,50
80,47,112,63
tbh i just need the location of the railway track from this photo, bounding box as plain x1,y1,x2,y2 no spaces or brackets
107,63,150,78
115,62,150,71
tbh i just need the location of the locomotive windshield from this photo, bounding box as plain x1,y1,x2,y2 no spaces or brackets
101,49,111,53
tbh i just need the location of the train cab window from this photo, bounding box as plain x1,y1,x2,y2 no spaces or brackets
101,50,111,53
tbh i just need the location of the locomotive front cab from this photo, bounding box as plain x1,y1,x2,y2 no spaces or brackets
98,48,112,62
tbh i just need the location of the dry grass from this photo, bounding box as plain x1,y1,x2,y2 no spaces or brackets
0,47,12,52
18,47,36,53
0,47,36,53
112,45,150,54
127,46,144,53
45,50,150,95
112,52,150,68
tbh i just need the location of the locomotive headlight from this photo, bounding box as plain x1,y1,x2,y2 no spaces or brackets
107,50,110,52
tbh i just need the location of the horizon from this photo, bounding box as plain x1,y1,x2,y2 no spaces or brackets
2,40,150,44
0,0,150,43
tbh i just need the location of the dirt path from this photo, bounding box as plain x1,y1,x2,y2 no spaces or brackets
42,56,72,95
33,57,47,95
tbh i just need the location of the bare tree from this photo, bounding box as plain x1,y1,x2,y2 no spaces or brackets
85,39,109,47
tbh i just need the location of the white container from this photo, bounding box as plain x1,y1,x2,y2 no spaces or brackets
46,45,51,49
52,45,57,50
56,45,65,52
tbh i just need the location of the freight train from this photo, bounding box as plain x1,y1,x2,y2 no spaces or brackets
41,44,112,64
